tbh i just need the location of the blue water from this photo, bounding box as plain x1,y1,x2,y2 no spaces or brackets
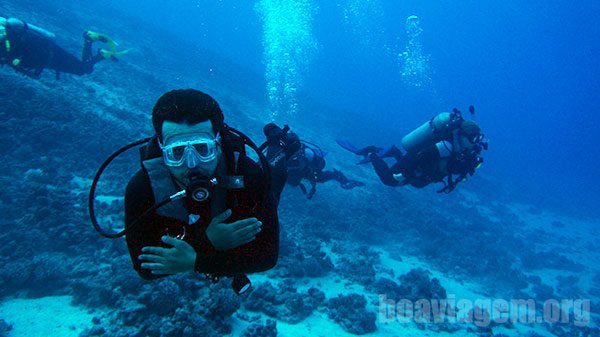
92,0,600,216
2,1,600,336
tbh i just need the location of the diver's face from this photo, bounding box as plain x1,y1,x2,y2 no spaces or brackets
458,133,480,150
161,120,221,187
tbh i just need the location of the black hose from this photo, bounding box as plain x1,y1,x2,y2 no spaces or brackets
88,137,153,238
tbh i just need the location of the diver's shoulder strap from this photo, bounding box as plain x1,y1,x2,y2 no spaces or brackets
141,157,188,223
220,127,247,176
139,135,162,162
222,124,271,190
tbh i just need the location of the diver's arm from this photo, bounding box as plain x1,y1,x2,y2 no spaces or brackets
124,170,169,280
193,198,279,275
193,160,279,275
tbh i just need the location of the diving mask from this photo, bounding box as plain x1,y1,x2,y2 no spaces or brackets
469,133,485,144
160,132,220,167
468,133,489,151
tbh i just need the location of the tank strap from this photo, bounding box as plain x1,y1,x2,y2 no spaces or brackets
142,157,188,223
221,128,247,189
436,141,453,158
428,116,439,134
451,129,463,153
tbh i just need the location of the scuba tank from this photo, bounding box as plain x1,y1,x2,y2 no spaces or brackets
401,110,464,153
5,18,56,41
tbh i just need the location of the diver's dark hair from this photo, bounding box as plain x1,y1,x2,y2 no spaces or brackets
152,89,224,140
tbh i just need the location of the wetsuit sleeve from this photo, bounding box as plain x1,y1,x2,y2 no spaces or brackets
124,169,167,280
193,157,279,275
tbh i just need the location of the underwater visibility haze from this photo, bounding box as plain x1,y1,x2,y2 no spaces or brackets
0,0,599,336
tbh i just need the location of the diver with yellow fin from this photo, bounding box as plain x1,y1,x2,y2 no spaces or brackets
0,16,128,79
85,30,129,61
337,106,488,193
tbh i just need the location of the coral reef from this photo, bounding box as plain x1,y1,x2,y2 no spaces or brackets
0,319,12,337
1,3,598,337
275,233,334,278
327,293,376,335
245,281,325,323
241,319,277,337
397,268,447,302
334,244,379,286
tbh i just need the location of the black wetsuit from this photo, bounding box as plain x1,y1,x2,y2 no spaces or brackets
372,140,481,189
287,144,363,198
0,19,102,78
370,144,448,188
125,133,286,280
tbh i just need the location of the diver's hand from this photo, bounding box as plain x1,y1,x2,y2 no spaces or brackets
206,209,262,250
139,236,197,275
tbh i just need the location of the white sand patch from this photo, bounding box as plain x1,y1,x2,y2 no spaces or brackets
277,311,364,337
235,227,597,337
0,296,95,337
504,203,600,293
233,248,572,337
377,247,486,300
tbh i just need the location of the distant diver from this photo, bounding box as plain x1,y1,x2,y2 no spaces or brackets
280,131,364,199
0,16,128,79
338,106,488,193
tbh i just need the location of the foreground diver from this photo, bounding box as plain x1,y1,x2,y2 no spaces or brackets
284,133,364,199
338,107,488,193
0,16,127,79
123,89,299,293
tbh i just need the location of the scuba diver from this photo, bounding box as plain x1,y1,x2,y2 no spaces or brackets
0,16,127,79
338,106,488,193
89,89,299,294
284,135,364,199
